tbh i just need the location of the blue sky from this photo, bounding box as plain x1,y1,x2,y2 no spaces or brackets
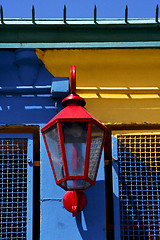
1,0,160,19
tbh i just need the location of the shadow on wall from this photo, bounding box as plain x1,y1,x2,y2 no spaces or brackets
76,180,106,240
0,49,65,125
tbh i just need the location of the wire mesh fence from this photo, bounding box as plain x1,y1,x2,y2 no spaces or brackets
117,134,160,240
0,138,28,240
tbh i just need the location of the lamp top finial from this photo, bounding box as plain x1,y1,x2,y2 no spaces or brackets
62,65,86,107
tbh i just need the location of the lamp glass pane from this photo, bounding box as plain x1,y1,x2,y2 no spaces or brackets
88,123,104,181
60,180,91,190
62,122,88,177
44,124,64,181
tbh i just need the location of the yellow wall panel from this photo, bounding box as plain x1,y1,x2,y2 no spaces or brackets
36,49,160,124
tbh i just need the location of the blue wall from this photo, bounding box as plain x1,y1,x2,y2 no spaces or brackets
41,136,106,240
0,49,106,240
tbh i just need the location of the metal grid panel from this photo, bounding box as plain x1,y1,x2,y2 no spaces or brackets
0,138,28,239
117,134,160,240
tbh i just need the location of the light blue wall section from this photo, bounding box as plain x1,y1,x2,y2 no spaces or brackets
40,127,106,240
40,131,84,239
77,151,106,239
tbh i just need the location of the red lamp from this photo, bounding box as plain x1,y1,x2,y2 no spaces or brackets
41,65,107,217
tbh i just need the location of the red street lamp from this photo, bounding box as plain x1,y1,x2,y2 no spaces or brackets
41,65,108,217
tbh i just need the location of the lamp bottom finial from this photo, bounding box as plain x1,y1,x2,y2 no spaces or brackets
63,190,87,217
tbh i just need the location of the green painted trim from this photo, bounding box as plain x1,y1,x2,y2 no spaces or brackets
1,41,160,48
0,19,160,48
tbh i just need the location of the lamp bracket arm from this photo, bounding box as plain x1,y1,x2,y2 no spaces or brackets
70,65,76,94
